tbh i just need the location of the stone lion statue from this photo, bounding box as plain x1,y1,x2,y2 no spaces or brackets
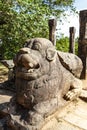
6,38,83,130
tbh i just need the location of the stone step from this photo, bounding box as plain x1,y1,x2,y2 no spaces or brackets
42,99,87,130
62,99,87,130
42,118,82,130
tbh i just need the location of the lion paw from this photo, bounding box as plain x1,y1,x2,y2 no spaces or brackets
64,89,81,101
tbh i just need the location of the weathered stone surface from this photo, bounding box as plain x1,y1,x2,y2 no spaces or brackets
0,60,14,69
0,80,15,92
78,10,87,79
0,89,13,130
0,60,15,81
42,118,82,130
0,38,83,130
58,51,83,78
0,121,4,130
41,98,87,130
1,89,87,130
0,89,13,103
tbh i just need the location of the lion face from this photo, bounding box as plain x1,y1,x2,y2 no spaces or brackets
14,38,57,80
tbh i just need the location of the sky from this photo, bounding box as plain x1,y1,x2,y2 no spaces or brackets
57,0,87,38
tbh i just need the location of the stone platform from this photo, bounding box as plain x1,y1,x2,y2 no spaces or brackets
0,77,87,130
41,98,87,130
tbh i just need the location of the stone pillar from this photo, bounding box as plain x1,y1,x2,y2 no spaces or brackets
48,19,57,46
69,27,76,53
78,10,87,79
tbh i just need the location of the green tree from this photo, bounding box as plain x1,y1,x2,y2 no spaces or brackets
0,0,75,59
56,35,79,54
56,35,69,52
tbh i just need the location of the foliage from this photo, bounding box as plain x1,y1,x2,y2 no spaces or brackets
56,36,69,52
0,0,75,59
56,36,78,55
